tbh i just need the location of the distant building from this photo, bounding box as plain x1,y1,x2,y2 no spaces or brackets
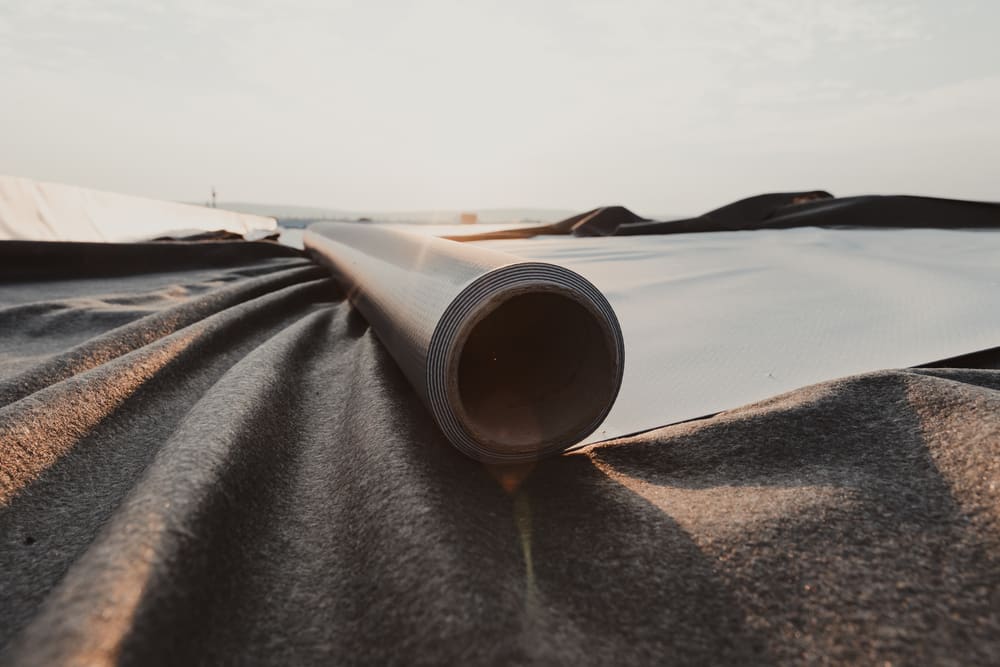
459,212,478,225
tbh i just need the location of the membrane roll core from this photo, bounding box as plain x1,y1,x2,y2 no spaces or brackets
305,222,624,463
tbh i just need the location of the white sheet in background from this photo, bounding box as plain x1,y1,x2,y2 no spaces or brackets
0,175,277,242
478,228,1000,443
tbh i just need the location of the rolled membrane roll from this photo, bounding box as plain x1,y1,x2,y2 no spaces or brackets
305,222,625,463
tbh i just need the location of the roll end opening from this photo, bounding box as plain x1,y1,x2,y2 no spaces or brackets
452,289,619,453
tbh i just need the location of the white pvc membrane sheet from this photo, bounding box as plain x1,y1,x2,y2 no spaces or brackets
475,228,1000,444
0,175,277,242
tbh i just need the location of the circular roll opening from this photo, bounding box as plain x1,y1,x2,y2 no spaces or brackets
453,289,618,451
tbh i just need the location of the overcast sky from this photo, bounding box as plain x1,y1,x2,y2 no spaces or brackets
2,0,999,214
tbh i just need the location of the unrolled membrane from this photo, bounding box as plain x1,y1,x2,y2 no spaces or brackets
0,175,277,242
304,222,625,463
479,228,1000,444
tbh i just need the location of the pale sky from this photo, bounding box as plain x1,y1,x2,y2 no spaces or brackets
2,0,999,215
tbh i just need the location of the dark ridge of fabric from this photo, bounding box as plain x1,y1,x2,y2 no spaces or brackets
448,192,1000,241
563,205,649,237
613,194,1000,236
0,239,303,281
150,230,247,242
443,206,648,242
572,191,833,237
151,230,283,243
698,190,834,226
1,243,998,665
922,345,1000,371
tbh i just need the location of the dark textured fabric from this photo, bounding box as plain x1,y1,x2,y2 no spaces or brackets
0,239,302,280
1,241,999,665
615,194,1000,236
